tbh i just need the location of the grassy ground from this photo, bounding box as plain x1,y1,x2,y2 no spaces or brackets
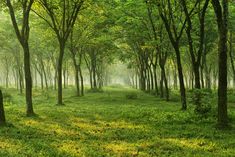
0,86,235,157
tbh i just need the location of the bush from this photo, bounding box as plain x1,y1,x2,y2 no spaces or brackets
189,89,213,115
126,92,138,99
42,90,50,100
2,92,13,103
87,88,104,93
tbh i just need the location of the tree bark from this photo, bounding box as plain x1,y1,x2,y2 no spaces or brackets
229,32,235,86
175,46,187,110
0,90,6,126
212,0,229,128
23,44,34,116
72,56,80,96
57,43,65,105
153,65,159,95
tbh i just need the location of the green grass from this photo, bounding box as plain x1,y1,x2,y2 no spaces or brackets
0,87,235,157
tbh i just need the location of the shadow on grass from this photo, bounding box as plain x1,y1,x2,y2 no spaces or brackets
0,87,235,156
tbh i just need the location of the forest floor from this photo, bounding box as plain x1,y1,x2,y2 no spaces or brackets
0,86,235,157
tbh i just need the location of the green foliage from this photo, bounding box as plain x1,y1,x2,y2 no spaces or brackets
2,92,13,103
189,89,213,116
125,92,138,100
87,88,104,93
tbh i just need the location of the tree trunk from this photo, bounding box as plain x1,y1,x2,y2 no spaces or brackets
200,66,205,88
73,56,80,96
40,72,44,90
149,66,154,91
41,60,48,90
23,44,34,116
229,32,235,87
212,0,229,128
57,43,65,105
173,61,178,90
146,66,151,93
63,67,66,89
92,56,97,89
160,69,164,98
163,68,169,101
78,55,84,96
175,45,187,110
19,68,23,94
194,65,201,89
160,65,169,101
217,22,228,127
0,90,6,126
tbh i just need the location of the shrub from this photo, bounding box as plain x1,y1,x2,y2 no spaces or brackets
126,92,138,99
87,88,104,93
189,88,213,115
2,92,13,103
42,90,50,100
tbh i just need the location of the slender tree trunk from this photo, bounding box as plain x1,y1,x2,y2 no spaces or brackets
160,68,164,98
78,58,84,96
135,69,139,89
40,72,44,90
89,69,93,89
23,44,34,116
0,90,6,126
194,65,201,89
63,67,66,89
41,60,48,90
149,66,154,91
92,56,97,89
13,68,18,90
54,70,57,90
57,43,65,105
72,56,80,96
147,66,151,93
34,68,37,89
5,63,9,88
229,33,235,86
19,68,23,94
173,61,178,90
200,66,205,88
79,67,84,96
175,45,187,110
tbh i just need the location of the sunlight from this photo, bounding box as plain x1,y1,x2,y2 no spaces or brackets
104,142,138,155
53,141,81,156
165,138,216,151
0,138,22,151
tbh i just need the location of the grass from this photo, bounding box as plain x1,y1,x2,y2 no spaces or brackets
0,86,235,157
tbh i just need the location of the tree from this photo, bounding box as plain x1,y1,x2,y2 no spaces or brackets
34,0,84,105
180,0,209,89
211,0,229,128
6,0,35,116
157,0,188,110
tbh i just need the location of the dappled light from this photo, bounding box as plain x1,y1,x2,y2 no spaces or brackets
0,0,235,156
0,88,234,156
